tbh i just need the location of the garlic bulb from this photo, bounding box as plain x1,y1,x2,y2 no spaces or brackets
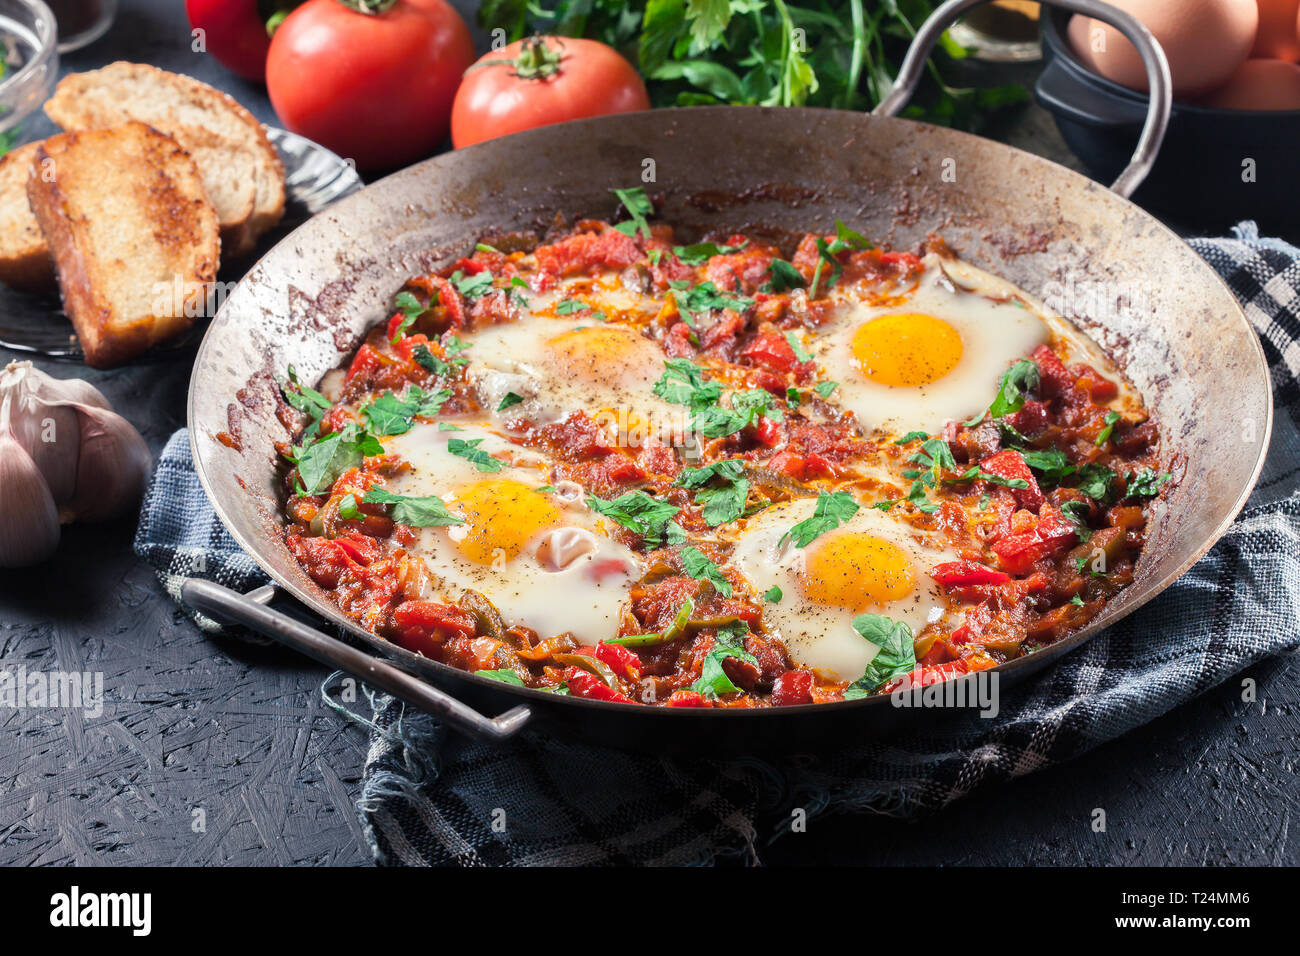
0,361,153,567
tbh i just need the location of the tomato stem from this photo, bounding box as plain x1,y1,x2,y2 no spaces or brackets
467,35,566,81
333,0,399,16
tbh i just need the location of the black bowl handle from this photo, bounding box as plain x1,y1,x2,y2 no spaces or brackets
873,0,1171,199
180,578,532,741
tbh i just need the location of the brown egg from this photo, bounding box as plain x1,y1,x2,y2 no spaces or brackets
1203,58,1300,109
1067,0,1257,98
1255,0,1300,60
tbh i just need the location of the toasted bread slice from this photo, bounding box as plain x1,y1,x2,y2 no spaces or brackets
28,123,220,369
0,143,55,291
45,62,284,258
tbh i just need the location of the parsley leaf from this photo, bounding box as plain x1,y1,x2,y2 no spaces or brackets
762,257,806,293
280,365,331,421
1095,410,1121,447
763,585,782,603
894,430,929,445
669,280,756,326
1072,463,1116,501
296,424,383,496
611,186,654,238
672,240,746,265
1127,467,1172,499
652,358,723,408
965,359,1040,426
681,546,732,597
474,669,525,685
842,615,915,698
587,491,681,547
447,438,504,473
496,392,525,412
362,386,451,436
676,459,749,526
815,381,838,399
450,269,494,300
362,487,463,527
390,291,426,342
781,491,860,548
691,623,756,698
1017,448,1076,485
783,330,812,363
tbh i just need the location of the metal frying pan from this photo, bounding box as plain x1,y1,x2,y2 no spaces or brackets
181,0,1271,753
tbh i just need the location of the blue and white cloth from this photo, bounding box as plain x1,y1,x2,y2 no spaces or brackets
135,223,1300,866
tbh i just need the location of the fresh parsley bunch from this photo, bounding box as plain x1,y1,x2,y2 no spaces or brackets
480,0,1027,129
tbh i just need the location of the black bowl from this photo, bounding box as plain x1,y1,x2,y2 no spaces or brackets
1037,8,1300,234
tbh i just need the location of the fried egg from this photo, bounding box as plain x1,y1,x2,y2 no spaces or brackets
381,420,642,642
465,311,686,443
809,254,1051,435
731,497,959,682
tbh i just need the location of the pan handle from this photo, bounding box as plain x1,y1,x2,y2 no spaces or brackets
179,578,532,742
872,0,1171,199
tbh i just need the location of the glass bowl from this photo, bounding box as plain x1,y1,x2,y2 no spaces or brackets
0,0,57,153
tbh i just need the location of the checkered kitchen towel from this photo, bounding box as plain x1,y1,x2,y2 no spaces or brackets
135,223,1300,866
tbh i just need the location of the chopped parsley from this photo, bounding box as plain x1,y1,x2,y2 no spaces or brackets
762,258,806,293
447,437,504,473
1095,410,1121,447
390,291,427,342
763,585,783,603
691,622,756,698
474,669,525,685
965,359,1040,426
450,268,494,300
295,424,384,495
680,546,732,598
611,186,654,238
809,219,873,298
672,240,746,265
362,487,463,527
842,614,915,698
780,490,860,548
362,386,451,436
783,331,813,363
586,490,681,547
815,381,838,399
1127,467,1172,499
668,280,756,326
675,459,749,526
496,392,525,412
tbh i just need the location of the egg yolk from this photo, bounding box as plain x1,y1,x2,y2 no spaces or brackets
849,313,963,387
445,478,562,565
545,326,654,387
797,531,916,610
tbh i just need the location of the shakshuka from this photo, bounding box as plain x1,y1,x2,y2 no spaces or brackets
275,190,1169,707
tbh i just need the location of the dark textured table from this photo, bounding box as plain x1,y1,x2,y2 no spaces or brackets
1,0,1296,867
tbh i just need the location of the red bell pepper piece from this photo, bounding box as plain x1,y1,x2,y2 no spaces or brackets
740,331,800,374
564,667,632,703
978,449,1044,511
665,690,708,707
390,601,479,657
930,560,1012,587
772,670,814,706
593,642,641,680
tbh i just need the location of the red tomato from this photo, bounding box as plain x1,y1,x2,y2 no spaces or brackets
451,36,650,149
266,0,474,171
186,0,283,81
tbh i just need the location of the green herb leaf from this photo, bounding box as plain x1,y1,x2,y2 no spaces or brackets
783,330,812,363
474,668,525,685
680,546,732,597
763,585,782,603
691,623,756,698
763,258,806,292
362,487,464,527
1127,467,1172,499
296,424,383,495
966,359,1040,426
497,392,525,412
669,280,755,325
672,239,746,265
780,490,859,548
447,438,505,473
1095,410,1121,447
843,614,915,697
611,186,654,238
587,490,680,546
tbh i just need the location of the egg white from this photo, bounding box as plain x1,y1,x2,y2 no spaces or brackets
810,254,1051,436
380,420,642,642
731,497,959,682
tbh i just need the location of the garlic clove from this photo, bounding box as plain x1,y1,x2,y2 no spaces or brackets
0,360,112,412
0,396,61,568
65,404,153,523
